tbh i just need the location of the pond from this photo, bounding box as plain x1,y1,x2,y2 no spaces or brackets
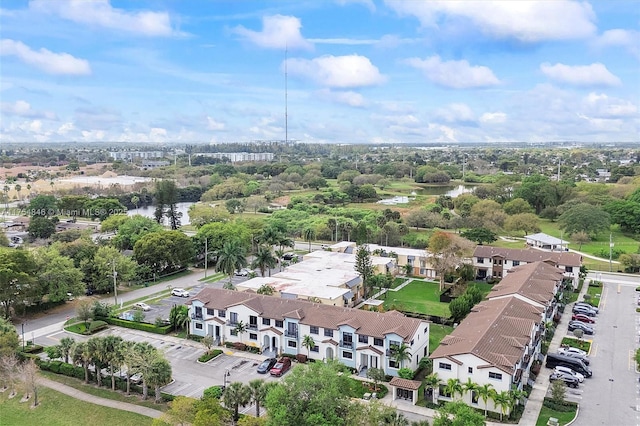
128,202,194,225
414,184,475,197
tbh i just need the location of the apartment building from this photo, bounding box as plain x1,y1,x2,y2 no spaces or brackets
188,288,430,376
472,246,582,287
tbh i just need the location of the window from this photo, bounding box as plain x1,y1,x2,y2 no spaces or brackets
439,362,452,371
218,310,226,318
358,335,368,344
230,312,238,324
324,328,334,337
374,338,383,346
566,266,573,273
249,316,258,328
468,367,473,374
206,308,215,316
249,333,257,340
439,384,451,398
311,345,319,353
195,323,203,330
471,390,479,404
230,329,237,336
288,340,297,348
489,372,503,381
275,320,284,328
262,318,271,326
389,359,399,369
512,260,520,266
477,257,484,264
342,351,352,359
310,326,319,335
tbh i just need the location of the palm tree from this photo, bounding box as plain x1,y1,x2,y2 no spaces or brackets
382,411,409,426
251,245,277,277
234,321,248,343
102,335,124,391
170,305,190,331
87,337,105,387
256,284,275,295
303,227,315,252
463,378,479,404
302,335,315,358
59,337,75,364
147,357,172,404
390,343,412,369
223,381,250,424
275,248,285,271
71,342,92,384
423,373,441,404
130,342,157,400
445,378,463,401
216,239,247,284
509,386,527,412
492,390,511,421
14,184,21,203
476,383,494,417
276,235,295,253
247,379,268,417
119,340,136,395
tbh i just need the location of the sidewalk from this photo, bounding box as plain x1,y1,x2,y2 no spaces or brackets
37,376,164,418
517,281,589,425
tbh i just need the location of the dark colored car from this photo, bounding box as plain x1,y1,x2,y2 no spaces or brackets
257,358,277,374
568,321,594,335
269,357,292,377
571,313,595,324
550,372,580,388
282,253,296,261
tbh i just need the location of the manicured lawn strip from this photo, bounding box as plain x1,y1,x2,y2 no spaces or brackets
535,405,577,426
560,337,591,353
199,272,226,283
538,220,638,257
40,371,168,412
385,280,450,317
468,281,493,297
0,386,154,426
429,324,454,351
391,277,408,289
491,238,529,249
586,285,602,307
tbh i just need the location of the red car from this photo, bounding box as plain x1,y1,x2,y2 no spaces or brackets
571,313,595,324
269,357,292,377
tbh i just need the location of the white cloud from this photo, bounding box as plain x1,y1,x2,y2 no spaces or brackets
435,103,476,124
207,117,226,130
29,0,179,37
57,122,75,135
286,54,386,88
540,62,621,87
307,38,377,45
232,15,313,50
0,39,91,75
1,100,57,120
594,29,640,58
317,89,366,107
386,0,596,42
405,55,500,89
335,0,376,12
583,93,638,118
480,112,507,124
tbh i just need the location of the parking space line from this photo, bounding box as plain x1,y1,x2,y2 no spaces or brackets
590,343,598,357
630,350,635,371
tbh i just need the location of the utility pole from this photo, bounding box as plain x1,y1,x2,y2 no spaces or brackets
112,260,118,306
204,238,208,278
557,158,561,181
609,233,613,272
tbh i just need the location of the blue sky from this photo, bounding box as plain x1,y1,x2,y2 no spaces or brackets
0,0,638,144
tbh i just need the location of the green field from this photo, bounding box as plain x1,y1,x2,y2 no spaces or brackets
535,405,577,426
429,324,454,352
384,280,450,318
0,386,154,426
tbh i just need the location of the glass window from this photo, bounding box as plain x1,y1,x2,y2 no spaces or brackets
468,367,473,374
249,333,257,340
389,359,399,368
566,266,573,273
374,338,383,346
439,362,452,371
489,372,502,380
230,312,238,324
513,260,520,266
288,340,297,348
206,308,215,316
195,323,203,330
342,351,352,359
262,318,271,325
275,320,284,328
358,335,368,344
477,257,484,264
472,391,479,404
324,328,334,337
218,310,226,318
310,326,319,335
311,345,319,353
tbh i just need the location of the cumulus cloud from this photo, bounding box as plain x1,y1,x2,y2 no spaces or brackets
435,103,476,124
74,106,122,130
335,0,376,12
594,29,640,58
0,39,91,75
405,55,499,89
232,15,313,50
583,93,638,118
385,0,596,42
207,117,226,130
286,54,386,88
480,112,507,124
29,0,179,37
316,89,366,107
540,62,621,87
1,100,57,120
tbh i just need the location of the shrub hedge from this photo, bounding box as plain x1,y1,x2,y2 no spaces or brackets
543,398,578,412
198,349,223,363
98,316,172,335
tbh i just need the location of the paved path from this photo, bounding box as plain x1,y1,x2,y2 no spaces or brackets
37,376,164,419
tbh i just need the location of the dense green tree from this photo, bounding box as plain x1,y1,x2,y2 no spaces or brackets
28,195,58,217
604,199,640,234
134,230,195,275
355,245,375,298
111,215,163,251
433,401,486,426
461,228,497,245
503,213,541,236
503,198,534,215
155,180,182,230
156,396,197,426
223,381,251,423
33,246,84,303
84,198,127,221
0,317,19,357
28,216,57,239
85,246,137,293
559,203,610,237
188,203,231,228
251,245,278,277
216,239,248,284
429,232,474,291
0,248,37,318
169,305,190,331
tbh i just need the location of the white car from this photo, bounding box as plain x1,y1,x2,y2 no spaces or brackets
132,302,151,311
171,288,190,297
234,268,253,277
553,366,585,382
558,346,587,357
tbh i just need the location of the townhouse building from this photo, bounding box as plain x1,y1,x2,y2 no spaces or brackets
188,288,430,376
472,246,582,287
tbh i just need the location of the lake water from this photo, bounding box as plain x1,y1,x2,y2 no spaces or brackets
415,184,475,197
128,202,194,225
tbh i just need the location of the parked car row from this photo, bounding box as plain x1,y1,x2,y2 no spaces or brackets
256,357,292,377
569,302,598,335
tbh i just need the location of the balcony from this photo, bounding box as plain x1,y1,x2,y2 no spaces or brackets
226,320,239,327
340,340,354,349
191,313,203,320
285,329,298,338
248,324,258,331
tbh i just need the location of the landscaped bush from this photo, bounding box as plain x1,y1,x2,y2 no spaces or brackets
203,386,223,399
543,398,578,412
198,349,223,363
98,317,171,335
280,353,297,360
22,344,44,354
187,334,204,342
59,362,75,377
89,320,109,333
233,342,247,351
49,360,63,373
588,280,603,288
296,354,308,363
397,367,414,379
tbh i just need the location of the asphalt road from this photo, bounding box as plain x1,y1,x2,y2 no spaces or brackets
575,278,640,425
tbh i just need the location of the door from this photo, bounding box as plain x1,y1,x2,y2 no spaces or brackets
215,326,220,338
360,353,368,369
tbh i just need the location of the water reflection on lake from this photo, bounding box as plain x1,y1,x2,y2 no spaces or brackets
415,185,475,197
127,202,194,225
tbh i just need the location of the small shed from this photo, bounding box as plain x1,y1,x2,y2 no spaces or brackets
525,233,568,251
389,377,422,405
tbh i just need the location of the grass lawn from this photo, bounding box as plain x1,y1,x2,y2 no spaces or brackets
199,272,226,283
585,284,603,307
535,405,577,426
538,220,639,257
0,386,154,426
39,371,168,412
468,281,494,296
384,280,450,318
392,277,408,289
560,337,591,353
429,324,454,351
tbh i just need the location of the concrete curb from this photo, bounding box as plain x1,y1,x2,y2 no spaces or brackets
565,403,580,426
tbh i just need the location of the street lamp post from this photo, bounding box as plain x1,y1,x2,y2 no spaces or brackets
109,260,118,306
223,369,230,390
